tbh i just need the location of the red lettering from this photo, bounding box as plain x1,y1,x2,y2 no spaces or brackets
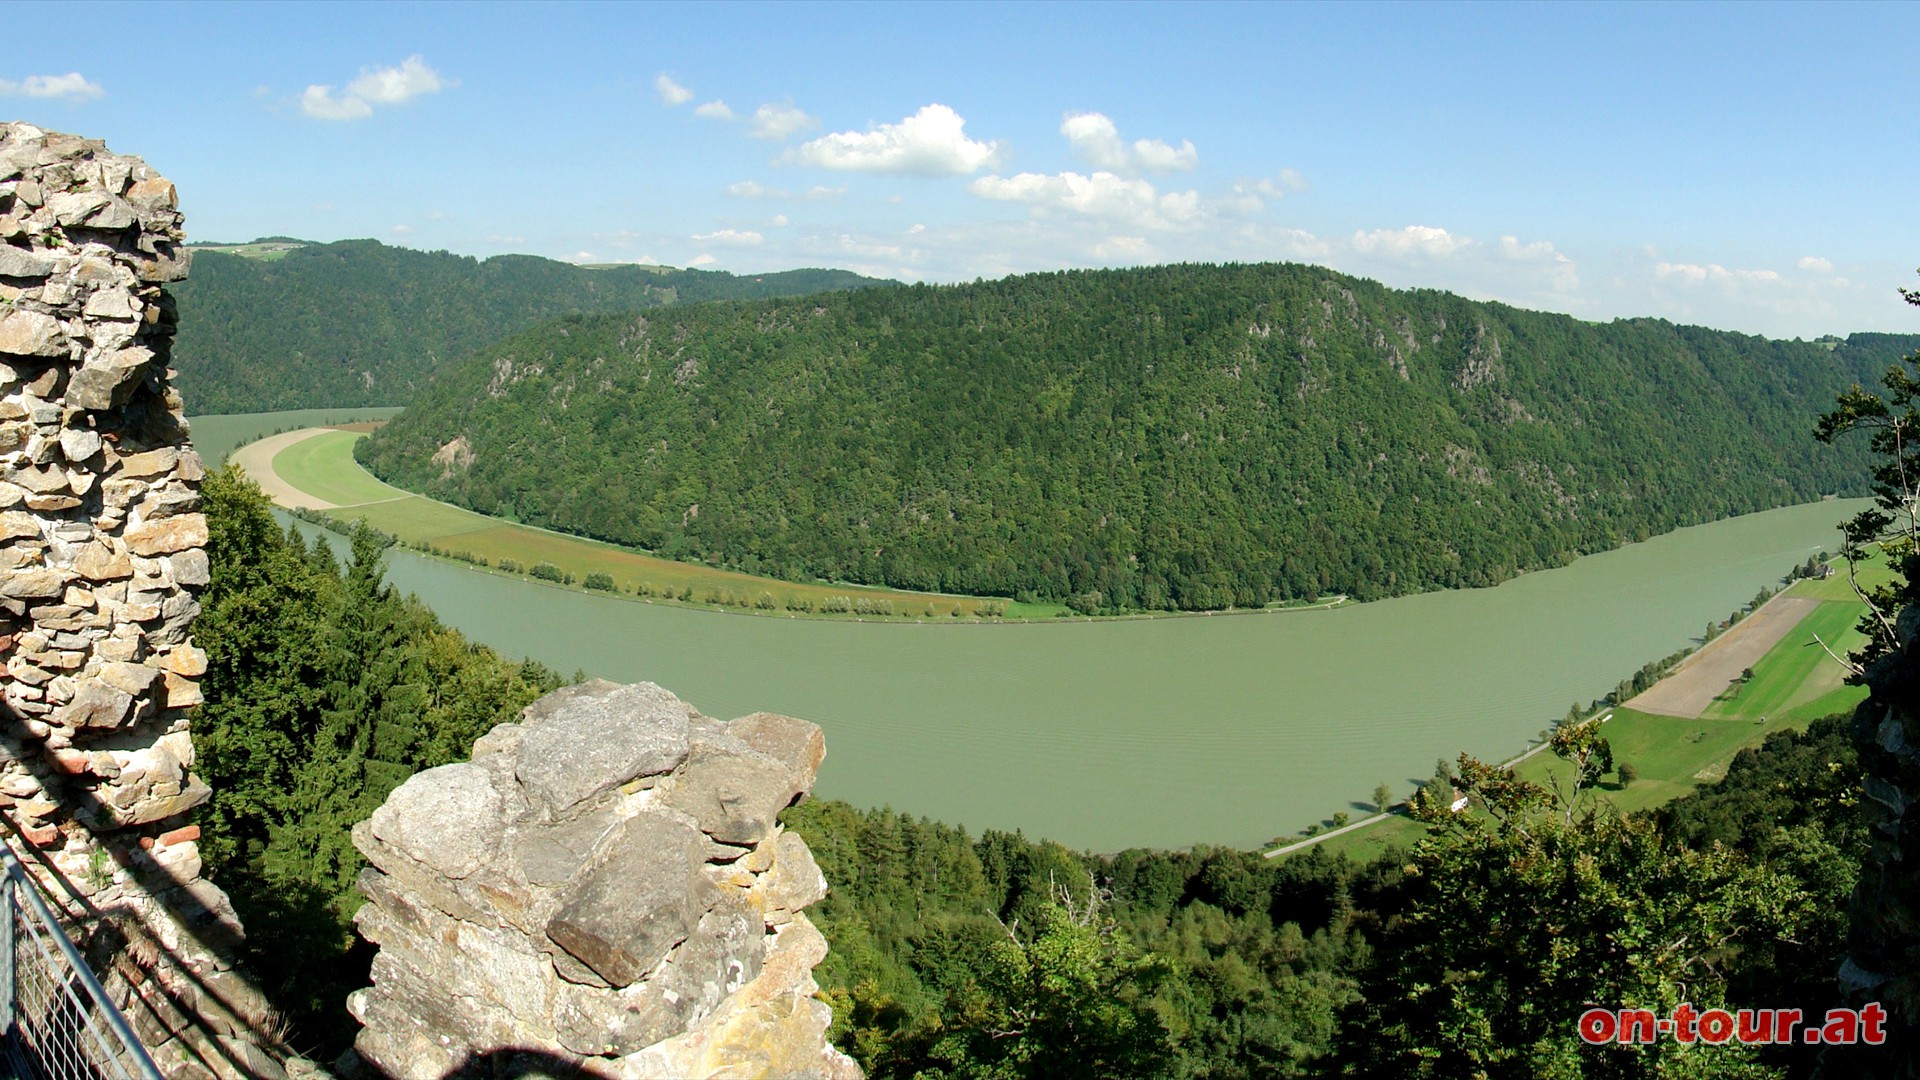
1821,1009,1859,1045
1861,1002,1887,1045
1578,1009,1616,1045
1673,1003,1699,1044
1737,1009,1773,1044
1698,1009,1735,1044
1618,1009,1658,1044
1775,1008,1803,1043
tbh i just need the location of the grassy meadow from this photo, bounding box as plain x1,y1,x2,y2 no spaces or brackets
1298,558,1886,863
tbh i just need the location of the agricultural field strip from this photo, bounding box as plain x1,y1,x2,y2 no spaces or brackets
1625,595,1821,718
229,429,341,511
1281,580,1863,860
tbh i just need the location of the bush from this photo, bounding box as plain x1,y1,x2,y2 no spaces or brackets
497,558,523,574
583,572,615,591
529,562,566,583
1617,762,1639,787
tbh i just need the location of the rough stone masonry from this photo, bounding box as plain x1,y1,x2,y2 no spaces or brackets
350,680,862,1079
0,122,289,1076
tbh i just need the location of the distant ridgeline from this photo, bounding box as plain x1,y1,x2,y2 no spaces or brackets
359,263,1914,611
169,238,895,413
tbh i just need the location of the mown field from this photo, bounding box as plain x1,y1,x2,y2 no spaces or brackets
261,429,1045,619
1303,560,1884,863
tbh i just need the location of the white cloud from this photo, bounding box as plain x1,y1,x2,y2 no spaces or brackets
302,55,446,120
770,214,790,227
692,229,763,246
788,104,1000,175
1060,112,1196,174
969,170,1208,231
805,185,847,200
0,72,105,102
655,74,694,106
694,100,735,120
1498,235,1578,291
564,252,597,263
751,102,818,140
1351,225,1472,258
1797,255,1834,273
727,180,789,199
1655,261,1780,284
486,234,526,244
1094,235,1152,258
390,224,415,236
689,253,717,267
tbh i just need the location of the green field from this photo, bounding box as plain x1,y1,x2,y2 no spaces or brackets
189,407,404,464
273,431,416,506
265,429,1039,619
1299,567,1882,862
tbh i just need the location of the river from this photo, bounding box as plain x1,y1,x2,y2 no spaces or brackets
286,499,1860,851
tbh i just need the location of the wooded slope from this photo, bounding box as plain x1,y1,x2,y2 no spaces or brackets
359,262,1907,610
170,239,893,413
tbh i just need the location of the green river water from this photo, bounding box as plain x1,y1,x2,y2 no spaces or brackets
194,409,1865,850
296,499,1861,852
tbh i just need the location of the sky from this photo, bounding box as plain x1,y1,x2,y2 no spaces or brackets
4,0,1917,338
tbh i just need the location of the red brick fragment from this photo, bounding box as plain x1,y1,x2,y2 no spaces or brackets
155,824,199,847
22,824,59,846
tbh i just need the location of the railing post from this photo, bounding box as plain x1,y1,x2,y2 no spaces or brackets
0,873,13,1039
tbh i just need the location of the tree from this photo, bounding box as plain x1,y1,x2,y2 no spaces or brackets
1372,783,1394,814
1348,754,1834,1078
1616,762,1638,787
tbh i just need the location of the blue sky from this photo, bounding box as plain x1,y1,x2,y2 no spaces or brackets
5,0,1916,337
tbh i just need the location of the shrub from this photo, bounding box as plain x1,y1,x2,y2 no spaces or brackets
583,572,615,591
529,562,566,583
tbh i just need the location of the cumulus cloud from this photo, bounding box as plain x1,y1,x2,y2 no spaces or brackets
1655,261,1780,284
770,214,790,228
1060,112,1196,174
302,55,446,120
390,224,415,236
689,253,717,267
788,104,1000,175
971,170,1202,228
1350,225,1472,258
691,229,763,246
727,180,788,199
0,72,105,102
1498,235,1578,291
1797,255,1834,273
655,74,694,106
694,100,735,120
804,185,847,200
751,102,817,140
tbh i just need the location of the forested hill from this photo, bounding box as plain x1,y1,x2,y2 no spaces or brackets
170,239,894,413
359,262,1910,611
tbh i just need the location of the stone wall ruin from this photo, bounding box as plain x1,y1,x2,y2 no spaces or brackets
349,680,861,1079
0,121,291,1077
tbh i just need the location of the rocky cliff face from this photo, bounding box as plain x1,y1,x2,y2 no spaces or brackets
349,679,861,1079
0,122,294,1075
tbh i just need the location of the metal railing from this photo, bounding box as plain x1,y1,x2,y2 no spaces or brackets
0,844,161,1080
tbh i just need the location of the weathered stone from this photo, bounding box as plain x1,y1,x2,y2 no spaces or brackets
367,762,505,880
515,681,692,817
169,547,209,587
662,739,802,846
545,813,712,987
0,245,54,278
97,660,161,697
0,509,38,540
71,541,133,580
727,712,827,789
58,427,101,462
123,512,206,556
54,679,133,728
162,670,202,708
66,347,151,410
114,446,175,478
1,566,67,598
0,308,65,357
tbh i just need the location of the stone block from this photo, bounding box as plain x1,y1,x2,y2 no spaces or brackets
515,681,692,818
544,813,712,987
